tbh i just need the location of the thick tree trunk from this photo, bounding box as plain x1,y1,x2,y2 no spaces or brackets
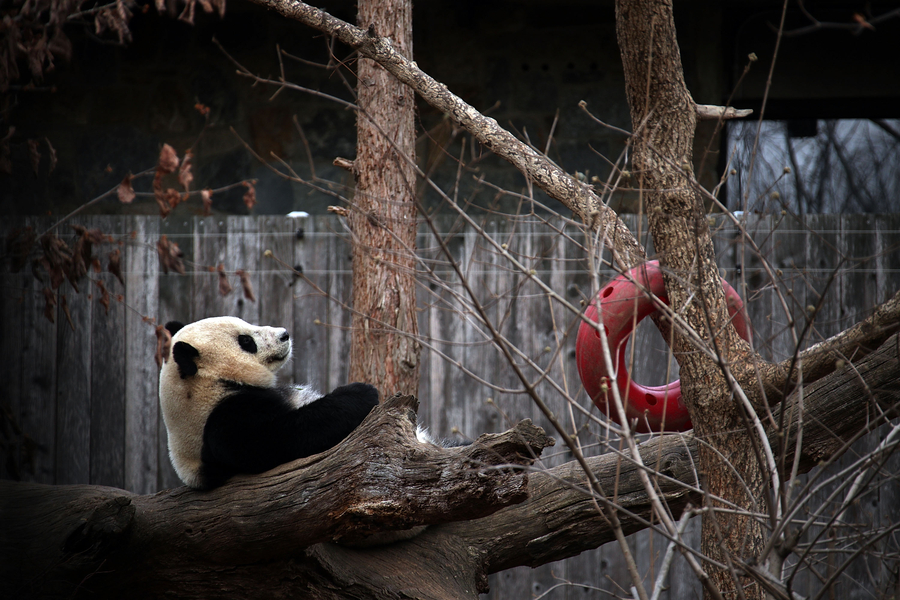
349,0,420,396
614,1,764,598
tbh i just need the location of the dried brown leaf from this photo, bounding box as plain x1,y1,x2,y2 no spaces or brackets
154,183,171,218
178,0,196,24
242,180,257,211
157,143,179,174
156,235,185,275
235,269,256,302
44,137,57,173
42,288,56,323
95,0,133,44
39,233,73,290
194,103,210,116
40,256,64,289
27,139,40,175
47,29,72,64
853,13,876,30
69,225,99,285
60,294,74,331
108,248,124,285
94,280,110,314
118,174,135,203
70,240,87,284
25,33,48,83
178,151,193,191
164,188,182,209
217,263,233,297
200,189,213,215
155,324,172,369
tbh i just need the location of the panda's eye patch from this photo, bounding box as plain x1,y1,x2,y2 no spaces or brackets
237,334,258,353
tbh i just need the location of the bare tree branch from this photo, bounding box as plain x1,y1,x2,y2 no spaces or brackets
696,105,753,121
239,0,646,271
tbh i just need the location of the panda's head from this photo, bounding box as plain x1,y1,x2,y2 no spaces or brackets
161,316,292,387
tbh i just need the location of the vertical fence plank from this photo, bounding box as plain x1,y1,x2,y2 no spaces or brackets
473,217,507,439
449,225,477,439
54,218,93,485
430,218,465,438
156,215,194,489
88,216,127,488
226,216,260,324
124,216,160,494
259,215,295,391
414,218,435,432
158,215,195,324
292,216,329,393
327,221,353,391
19,217,58,484
192,216,229,319
770,214,808,362
739,214,775,359
0,218,32,482
258,216,295,331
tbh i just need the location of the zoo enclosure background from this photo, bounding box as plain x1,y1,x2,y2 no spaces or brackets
2,213,899,599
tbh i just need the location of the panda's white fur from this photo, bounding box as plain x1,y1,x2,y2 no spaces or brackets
159,316,381,489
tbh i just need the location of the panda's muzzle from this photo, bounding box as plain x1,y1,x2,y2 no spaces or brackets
268,351,289,364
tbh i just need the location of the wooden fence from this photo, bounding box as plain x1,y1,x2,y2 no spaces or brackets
2,213,899,599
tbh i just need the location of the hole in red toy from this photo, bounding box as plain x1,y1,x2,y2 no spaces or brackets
645,393,657,406
593,324,609,339
601,285,615,298
624,318,680,385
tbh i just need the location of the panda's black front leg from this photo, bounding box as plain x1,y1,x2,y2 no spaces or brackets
200,383,379,489
283,383,380,458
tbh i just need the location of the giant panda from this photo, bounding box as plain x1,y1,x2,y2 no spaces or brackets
158,316,381,489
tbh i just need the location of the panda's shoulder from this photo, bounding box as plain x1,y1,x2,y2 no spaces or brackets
208,383,294,423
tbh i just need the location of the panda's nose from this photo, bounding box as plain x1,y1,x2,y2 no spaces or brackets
279,330,290,342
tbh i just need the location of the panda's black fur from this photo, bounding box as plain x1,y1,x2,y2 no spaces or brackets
159,317,380,489
198,380,379,489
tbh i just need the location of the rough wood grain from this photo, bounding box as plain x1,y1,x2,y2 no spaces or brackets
55,220,92,485
0,394,552,599
124,216,160,494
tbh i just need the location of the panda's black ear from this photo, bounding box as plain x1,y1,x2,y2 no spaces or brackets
172,341,200,379
165,321,185,336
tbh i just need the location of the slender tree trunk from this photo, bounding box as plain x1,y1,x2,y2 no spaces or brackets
615,1,764,598
349,0,420,396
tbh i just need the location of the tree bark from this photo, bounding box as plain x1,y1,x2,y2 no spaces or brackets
614,1,766,597
349,0,420,396
0,394,554,599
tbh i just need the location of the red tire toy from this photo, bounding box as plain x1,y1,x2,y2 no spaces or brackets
576,261,750,433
